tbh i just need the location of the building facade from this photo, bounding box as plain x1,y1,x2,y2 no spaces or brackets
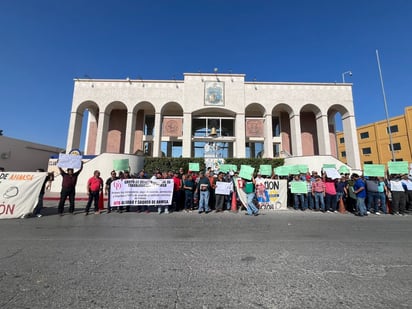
337,106,412,164
66,73,361,169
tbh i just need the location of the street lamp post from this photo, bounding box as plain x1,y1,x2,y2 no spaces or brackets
342,71,352,83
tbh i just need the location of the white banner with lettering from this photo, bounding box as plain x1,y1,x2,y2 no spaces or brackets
110,179,174,207
234,178,288,210
0,172,47,219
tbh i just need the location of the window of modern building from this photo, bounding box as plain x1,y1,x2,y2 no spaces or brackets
246,142,264,158
341,151,346,158
364,161,373,164
161,141,182,158
362,147,371,155
339,137,344,144
272,116,280,137
387,125,399,133
360,132,369,139
389,143,401,151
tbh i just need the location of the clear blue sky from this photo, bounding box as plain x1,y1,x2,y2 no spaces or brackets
1,0,411,149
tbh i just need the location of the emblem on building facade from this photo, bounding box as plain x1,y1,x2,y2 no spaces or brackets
204,81,224,106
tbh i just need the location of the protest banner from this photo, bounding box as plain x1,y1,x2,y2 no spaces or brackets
256,179,288,210
0,172,46,219
110,179,173,207
113,159,129,171
363,164,385,177
57,154,82,169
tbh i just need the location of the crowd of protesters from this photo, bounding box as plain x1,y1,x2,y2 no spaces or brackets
28,165,412,217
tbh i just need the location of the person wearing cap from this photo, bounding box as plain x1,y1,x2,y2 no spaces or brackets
352,173,367,217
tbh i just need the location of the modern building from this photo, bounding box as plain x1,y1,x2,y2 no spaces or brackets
0,135,63,171
337,106,412,164
66,72,361,169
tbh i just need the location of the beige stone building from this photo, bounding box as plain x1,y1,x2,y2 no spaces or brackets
66,73,361,169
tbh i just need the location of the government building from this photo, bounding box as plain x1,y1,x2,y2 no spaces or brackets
65,72,361,170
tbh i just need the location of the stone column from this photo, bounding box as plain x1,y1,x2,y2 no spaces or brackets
316,114,331,155
124,111,136,154
264,114,274,158
289,113,302,156
94,112,109,155
66,111,83,153
152,112,162,157
236,113,246,158
343,114,361,170
182,112,192,158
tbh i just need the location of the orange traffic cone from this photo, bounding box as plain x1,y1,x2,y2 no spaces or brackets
338,197,346,214
98,191,104,210
231,191,237,212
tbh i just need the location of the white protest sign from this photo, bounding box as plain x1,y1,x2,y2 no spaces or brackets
57,154,82,169
215,181,232,195
324,168,341,180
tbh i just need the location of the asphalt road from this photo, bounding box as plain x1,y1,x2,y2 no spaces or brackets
1,202,411,309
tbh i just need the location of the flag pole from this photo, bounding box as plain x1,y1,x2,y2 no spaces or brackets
376,49,396,162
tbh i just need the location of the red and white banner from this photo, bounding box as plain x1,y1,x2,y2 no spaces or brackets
0,172,46,219
110,179,174,207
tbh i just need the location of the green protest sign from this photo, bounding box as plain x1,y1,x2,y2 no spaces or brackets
189,162,200,172
113,159,129,171
388,161,408,174
338,166,350,174
290,181,307,194
259,165,272,176
288,165,301,175
363,164,385,177
274,166,289,176
297,165,309,173
219,164,230,173
323,164,336,169
239,165,255,180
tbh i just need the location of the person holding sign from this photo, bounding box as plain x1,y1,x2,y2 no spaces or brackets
240,176,259,216
290,175,306,211
214,172,230,212
389,174,407,215
105,171,118,213
57,161,83,215
311,175,325,211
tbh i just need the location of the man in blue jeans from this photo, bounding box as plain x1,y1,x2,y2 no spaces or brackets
241,176,259,216
195,172,211,214
353,173,367,217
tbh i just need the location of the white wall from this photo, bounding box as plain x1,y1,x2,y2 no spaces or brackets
0,136,63,171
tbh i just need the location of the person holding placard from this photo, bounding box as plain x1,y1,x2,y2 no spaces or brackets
241,176,259,216
290,175,305,211
214,172,227,212
57,161,83,215
389,174,407,215
401,174,412,213
377,177,388,214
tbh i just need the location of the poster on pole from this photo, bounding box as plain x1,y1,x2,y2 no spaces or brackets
188,162,200,172
0,172,47,219
113,159,129,171
239,165,254,180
